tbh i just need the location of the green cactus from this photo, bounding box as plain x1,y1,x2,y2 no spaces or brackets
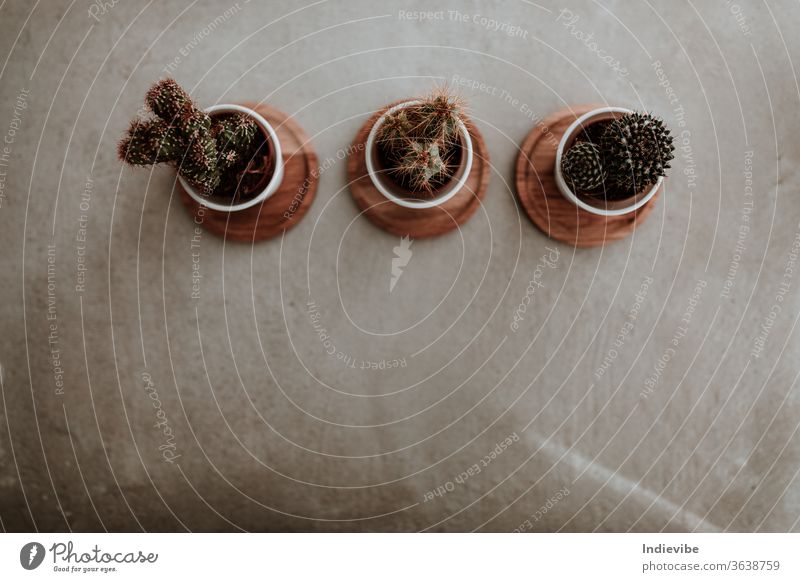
561,141,606,192
118,78,261,196
378,109,413,148
600,112,675,192
415,90,463,144
145,78,191,121
117,119,183,165
214,112,259,172
397,141,447,192
376,88,465,194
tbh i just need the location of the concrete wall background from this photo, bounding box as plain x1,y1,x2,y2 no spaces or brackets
1,0,799,531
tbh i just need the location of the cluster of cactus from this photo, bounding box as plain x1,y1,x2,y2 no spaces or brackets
118,79,261,196
377,89,466,193
561,112,675,197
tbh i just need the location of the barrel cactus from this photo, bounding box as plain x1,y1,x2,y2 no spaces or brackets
397,141,447,192
600,112,675,191
118,79,260,196
377,89,466,193
560,111,674,198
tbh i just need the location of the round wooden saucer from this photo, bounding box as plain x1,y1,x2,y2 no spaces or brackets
515,104,661,248
347,103,490,238
179,102,318,242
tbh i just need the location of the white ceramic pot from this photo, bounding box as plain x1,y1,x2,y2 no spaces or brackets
554,106,663,217
179,103,284,212
365,100,473,209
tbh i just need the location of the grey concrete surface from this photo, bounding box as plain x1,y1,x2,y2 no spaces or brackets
1,0,800,531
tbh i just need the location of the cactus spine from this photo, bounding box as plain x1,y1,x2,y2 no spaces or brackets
600,112,675,191
118,79,262,196
561,111,674,198
376,88,466,194
561,141,606,192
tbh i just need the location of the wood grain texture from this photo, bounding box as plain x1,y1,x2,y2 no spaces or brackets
347,102,490,238
179,102,318,242
515,104,662,248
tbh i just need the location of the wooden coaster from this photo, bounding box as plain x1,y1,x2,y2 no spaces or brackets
347,103,490,238
179,103,318,242
515,104,661,248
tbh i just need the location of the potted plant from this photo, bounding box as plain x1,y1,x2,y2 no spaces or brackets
555,107,674,216
365,89,473,209
118,79,284,212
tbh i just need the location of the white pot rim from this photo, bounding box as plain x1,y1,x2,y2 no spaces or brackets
555,106,663,217
178,103,284,212
365,99,474,210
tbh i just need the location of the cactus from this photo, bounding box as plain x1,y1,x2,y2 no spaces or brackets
378,109,413,148
600,112,675,192
397,141,447,192
561,141,606,192
118,79,262,197
376,88,465,193
415,89,464,145
145,78,191,122
560,111,674,198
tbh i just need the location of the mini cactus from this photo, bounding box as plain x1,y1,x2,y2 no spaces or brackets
378,109,413,147
560,111,674,198
397,141,447,192
600,112,675,192
118,79,263,197
415,90,464,145
145,78,191,121
376,88,465,193
561,141,606,192
214,112,259,173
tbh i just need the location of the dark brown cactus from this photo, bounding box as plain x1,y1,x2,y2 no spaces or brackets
119,79,260,196
376,88,466,193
